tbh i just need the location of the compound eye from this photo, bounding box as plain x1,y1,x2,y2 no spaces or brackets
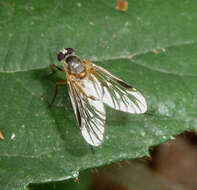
57,52,65,61
66,48,74,54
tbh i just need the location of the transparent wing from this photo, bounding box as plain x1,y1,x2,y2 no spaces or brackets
92,64,147,114
67,77,106,147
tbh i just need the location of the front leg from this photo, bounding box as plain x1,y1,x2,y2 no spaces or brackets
43,64,65,79
49,64,65,76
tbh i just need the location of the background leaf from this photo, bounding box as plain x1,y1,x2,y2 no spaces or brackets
0,0,197,189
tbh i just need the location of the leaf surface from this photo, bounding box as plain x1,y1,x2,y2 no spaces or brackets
0,0,197,189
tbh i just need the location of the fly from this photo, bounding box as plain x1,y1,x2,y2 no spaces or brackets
49,48,147,146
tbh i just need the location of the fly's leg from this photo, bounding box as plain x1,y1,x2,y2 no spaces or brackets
49,64,65,76
49,80,67,106
43,64,65,78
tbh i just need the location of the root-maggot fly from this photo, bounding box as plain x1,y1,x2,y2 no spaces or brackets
49,48,147,146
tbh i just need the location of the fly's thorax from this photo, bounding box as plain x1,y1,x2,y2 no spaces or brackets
65,55,85,76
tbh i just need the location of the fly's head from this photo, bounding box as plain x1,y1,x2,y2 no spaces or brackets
57,48,85,75
57,48,74,62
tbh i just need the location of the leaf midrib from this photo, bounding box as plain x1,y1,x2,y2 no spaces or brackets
0,40,197,74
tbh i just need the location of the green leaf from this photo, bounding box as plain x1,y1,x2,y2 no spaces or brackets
0,0,197,189
29,170,91,190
